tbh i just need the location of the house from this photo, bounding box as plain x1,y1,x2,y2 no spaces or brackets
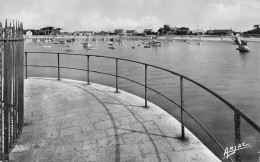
73,31,95,36
143,29,153,35
95,31,110,36
213,29,233,35
26,30,33,37
126,30,137,36
52,28,61,35
114,29,126,35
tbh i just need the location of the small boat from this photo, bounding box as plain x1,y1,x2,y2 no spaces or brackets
108,42,113,45
42,45,51,48
149,40,162,46
108,46,116,49
83,42,91,48
197,41,202,45
66,44,70,47
84,46,95,50
132,46,135,49
144,44,151,48
101,38,105,41
60,40,65,44
53,41,59,44
66,49,74,52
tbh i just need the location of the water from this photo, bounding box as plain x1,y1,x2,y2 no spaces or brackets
25,37,260,161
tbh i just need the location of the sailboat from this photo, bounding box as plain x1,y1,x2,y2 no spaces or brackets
83,34,95,50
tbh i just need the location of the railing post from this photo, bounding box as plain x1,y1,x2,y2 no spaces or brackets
115,58,119,93
234,111,241,162
57,53,60,80
25,52,27,79
87,55,90,85
180,77,185,139
3,40,11,158
145,64,147,107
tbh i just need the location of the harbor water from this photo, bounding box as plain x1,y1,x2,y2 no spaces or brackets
25,37,260,161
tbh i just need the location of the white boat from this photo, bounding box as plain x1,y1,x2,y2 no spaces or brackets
83,42,91,48
234,36,250,52
149,40,162,46
84,46,95,50
42,45,51,48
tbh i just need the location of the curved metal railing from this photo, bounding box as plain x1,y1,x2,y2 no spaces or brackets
24,51,260,162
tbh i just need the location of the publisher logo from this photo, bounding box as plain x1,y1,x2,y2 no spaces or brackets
223,142,252,160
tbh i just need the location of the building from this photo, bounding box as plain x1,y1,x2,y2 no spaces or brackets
52,28,61,35
126,30,137,36
73,31,95,36
114,29,126,35
26,30,33,37
191,29,205,35
143,29,153,35
213,29,233,35
95,31,110,36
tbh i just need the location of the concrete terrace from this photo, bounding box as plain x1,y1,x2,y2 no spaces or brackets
10,78,221,162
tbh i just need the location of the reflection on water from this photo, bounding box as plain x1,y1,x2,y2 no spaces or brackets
25,37,260,161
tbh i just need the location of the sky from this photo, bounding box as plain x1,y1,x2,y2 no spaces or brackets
0,0,259,32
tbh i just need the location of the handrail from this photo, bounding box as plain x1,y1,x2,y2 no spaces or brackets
25,51,260,162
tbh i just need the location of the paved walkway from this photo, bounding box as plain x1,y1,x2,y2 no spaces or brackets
10,78,221,162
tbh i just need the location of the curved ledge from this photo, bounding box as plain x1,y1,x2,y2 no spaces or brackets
10,77,220,162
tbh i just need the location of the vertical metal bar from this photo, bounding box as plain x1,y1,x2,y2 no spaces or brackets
87,55,90,85
25,52,27,79
4,40,10,157
145,65,147,107
180,77,185,139
115,58,118,93
57,53,60,80
234,111,241,162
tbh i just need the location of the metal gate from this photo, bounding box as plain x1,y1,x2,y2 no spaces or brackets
0,20,24,161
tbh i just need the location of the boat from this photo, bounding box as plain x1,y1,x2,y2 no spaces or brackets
144,44,151,48
83,42,91,48
53,41,59,44
66,48,74,52
60,40,65,44
84,46,95,50
149,40,162,46
42,45,51,48
108,46,116,49
234,36,250,52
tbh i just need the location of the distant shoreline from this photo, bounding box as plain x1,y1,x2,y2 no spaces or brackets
24,35,260,42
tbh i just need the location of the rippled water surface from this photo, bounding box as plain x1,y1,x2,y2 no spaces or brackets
25,37,260,161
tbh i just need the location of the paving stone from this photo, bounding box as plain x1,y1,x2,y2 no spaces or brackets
60,126,81,136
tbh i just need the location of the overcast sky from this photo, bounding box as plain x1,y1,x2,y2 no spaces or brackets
0,0,259,32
